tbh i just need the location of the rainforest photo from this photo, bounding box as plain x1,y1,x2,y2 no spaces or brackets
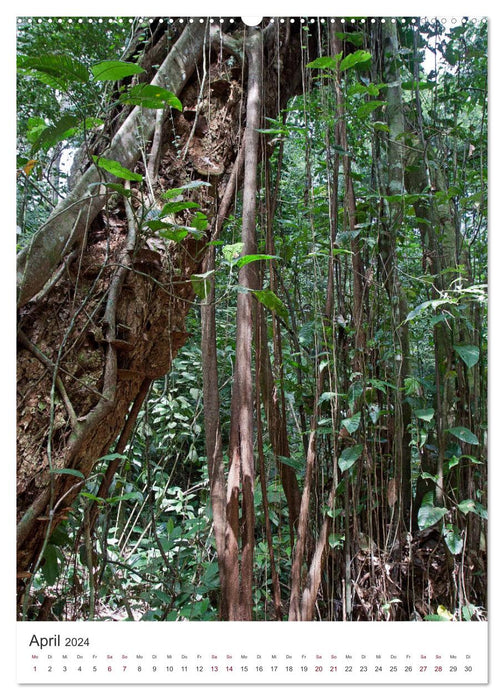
16,16,487,622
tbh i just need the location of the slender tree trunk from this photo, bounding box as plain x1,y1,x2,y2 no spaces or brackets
376,19,413,532
224,28,262,620
201,145,245,616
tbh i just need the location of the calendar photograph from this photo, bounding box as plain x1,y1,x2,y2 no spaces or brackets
15,11,488,684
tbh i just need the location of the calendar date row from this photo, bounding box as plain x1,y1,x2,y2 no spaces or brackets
32,662,474,674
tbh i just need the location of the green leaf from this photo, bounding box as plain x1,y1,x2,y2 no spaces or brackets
26,117,47,144
356,100,387,119
162,181,211,199
462,604,476,621
417,492,448,530
446,426,479,445
49,468,86,479
18,53,89,85
252,289,289,321
457,499,477,515
42,545,60,586
328,533,345,549
443,525,464,555
318,391,337,405
340,50,371,71
144,220,171,233
306,56,337,70
448,454,482,470
106,492,143,504
92,155,143,182
370,378,398,393
235,254,279,269
191,211,209,232
80,492,106,503
338,444,363,472
454,344,480,369
99,453,128,462
414,408,435,422
223,242,243,262
102,182,132,197
158,227,190,242
326,507,343,519
256,127,287,135
91,60,145,82
191,271,214,299
30,115,81,154
474,502,488,520
372,121,390,132
405,297,455,322
154,222,204,242
334,31,363,47
341,412,361,435
160,200,200,216
402,80,437,91
404,376,422,397
120,84,182,110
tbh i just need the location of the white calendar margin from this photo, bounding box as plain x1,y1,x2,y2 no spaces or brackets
5,1,502,697
16,620,488,685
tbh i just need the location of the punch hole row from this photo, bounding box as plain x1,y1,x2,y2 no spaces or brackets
17,17,487,26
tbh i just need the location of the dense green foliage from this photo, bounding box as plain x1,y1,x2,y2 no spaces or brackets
17,17,487,621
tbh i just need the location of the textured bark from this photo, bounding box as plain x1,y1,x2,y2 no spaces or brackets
201,143,245,617
16,21,243,604
224,28,262,621
288,368,325,621
17,21,207,308
17,18,314,617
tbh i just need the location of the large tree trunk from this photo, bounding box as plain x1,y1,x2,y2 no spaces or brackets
16,18,311,616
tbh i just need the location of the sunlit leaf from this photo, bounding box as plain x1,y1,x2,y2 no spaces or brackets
417,492,448,529
436,604,454,620
91,60,145,81
356,100,387,118
447,426,479,445
191,211,209,231
21,159,38,176
442,525,463,555
120,84,182,110
338,444,363,472
341,412,361,434
340,50,371,71
307,55,338,70
18,53,89,85
160,200,199,216
92,155,143,182
223,242,243,262
235,254,279,269
414,408,435,422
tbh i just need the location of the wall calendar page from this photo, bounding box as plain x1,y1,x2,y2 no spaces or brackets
13,3,491,692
